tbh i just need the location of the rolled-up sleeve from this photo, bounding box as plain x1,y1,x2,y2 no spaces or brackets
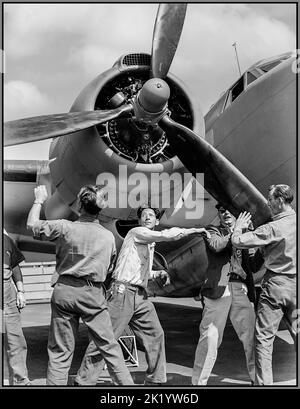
231,224,275,249
8,237,25,268
33,220,63,241
133,227,186,243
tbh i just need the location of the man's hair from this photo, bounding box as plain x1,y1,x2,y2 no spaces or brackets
77,184,106,215
269,184,294,204
215,203,225,211
137,204,160,220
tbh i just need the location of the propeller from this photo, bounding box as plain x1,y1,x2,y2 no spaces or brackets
159,115,272,227
4,104,133,147
151,3,187,79
4,4,187,147
4,3,270,228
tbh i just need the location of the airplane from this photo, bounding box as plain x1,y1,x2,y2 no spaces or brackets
3,4,297,299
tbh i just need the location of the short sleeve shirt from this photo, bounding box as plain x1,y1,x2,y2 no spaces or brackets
33,218,116,282
3,234,25,281
232,210,296,275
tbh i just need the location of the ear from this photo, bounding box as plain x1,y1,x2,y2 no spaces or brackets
155,220,159,226
96,191,108,209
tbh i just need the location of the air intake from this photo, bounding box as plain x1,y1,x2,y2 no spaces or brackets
122,53,151,67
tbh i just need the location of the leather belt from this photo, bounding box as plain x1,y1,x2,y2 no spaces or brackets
112,280,144,293
57,274,102,288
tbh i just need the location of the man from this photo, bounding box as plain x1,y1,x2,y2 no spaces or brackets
231,184,296,385
27,184,133,385
75,204,210,385
192,203,257,386
3,230,30,385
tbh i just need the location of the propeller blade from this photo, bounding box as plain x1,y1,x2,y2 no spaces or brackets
4,104,133,147
159,116,271,227
151,3,187,78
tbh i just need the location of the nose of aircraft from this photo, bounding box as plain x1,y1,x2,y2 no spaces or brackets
138,78,170,113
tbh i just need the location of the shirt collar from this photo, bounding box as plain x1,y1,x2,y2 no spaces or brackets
272,209,295,221
78,215,99,223
220,223,233,233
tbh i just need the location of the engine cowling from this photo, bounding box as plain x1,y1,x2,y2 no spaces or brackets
46,53,205,221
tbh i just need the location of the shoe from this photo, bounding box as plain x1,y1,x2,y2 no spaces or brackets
73,380,81,386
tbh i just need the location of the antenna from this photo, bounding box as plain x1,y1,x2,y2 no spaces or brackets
232,42,242,77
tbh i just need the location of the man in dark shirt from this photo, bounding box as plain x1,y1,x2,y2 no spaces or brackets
232,184,296,385
3,230,30,385
27,184,133,385
192,204,257,385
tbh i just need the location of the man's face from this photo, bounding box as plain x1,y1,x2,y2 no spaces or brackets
139,208,159,230
218,207,235,227
267,189,281,215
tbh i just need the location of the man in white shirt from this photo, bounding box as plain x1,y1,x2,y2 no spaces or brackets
75,204,209,385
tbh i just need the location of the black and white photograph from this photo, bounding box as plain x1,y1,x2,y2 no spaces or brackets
2,1,298,395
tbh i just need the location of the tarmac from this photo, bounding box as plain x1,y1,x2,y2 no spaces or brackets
3,297,297,387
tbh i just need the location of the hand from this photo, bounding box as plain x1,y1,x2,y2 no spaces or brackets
16,292,26,309
234,212,252,231
248,221,254,231
34,185,48,204
152,270,170,286
195,228,211,240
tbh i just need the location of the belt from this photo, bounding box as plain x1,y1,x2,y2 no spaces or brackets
57,274,102,288
229,273,244,282
111,280,144,293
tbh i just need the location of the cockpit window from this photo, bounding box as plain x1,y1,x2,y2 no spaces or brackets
219,53,291,115
259,60,281,73
247,71,257,86
223,76,244,111
231,76,244,102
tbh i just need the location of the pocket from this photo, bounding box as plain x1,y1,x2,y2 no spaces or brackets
108,288,125,309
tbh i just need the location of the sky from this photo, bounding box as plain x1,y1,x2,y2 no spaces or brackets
3,3,296,160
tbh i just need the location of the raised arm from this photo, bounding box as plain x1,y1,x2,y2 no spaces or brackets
27,185,48,230
231,212,275,249
27,185,62,241
133,226,210,243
